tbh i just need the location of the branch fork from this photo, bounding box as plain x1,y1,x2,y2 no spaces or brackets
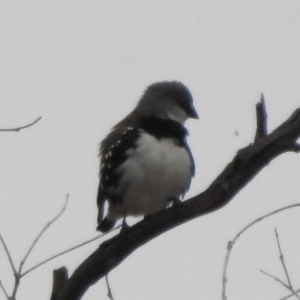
53,97,300,300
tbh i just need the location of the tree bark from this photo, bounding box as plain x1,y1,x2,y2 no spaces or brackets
52,100,300,300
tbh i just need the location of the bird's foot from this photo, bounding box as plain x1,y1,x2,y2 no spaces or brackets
120,217,130,236
99,218,129,249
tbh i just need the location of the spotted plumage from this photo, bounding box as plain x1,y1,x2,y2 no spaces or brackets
97,81,198,232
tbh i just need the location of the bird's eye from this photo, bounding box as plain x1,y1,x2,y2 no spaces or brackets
178,98,190,111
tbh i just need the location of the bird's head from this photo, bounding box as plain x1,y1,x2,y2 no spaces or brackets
136,81,199,124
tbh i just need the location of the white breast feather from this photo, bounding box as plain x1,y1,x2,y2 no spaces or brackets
107,132,192,220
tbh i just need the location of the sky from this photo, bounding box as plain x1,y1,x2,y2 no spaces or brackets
1,1,300,300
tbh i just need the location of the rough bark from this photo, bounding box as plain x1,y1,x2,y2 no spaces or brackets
52,100,300,300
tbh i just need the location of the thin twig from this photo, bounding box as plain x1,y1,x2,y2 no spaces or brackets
260,270,300,299
260,269,289,289
275,228,293,289
280,288,300,300
0,116,42,132
222,203,300,300
21,194,69,271
10,195,69,300
0,280,9,300
254,94,267,142
0,233,17,275
11,276,19,300
105,275,115,300
22,225,121,277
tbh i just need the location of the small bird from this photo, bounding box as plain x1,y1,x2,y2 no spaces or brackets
96,81,198,232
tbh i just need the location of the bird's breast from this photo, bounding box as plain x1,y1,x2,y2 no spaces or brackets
114,132,192,216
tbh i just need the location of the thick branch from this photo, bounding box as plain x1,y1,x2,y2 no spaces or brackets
255,94,267,141
51,268,68,300
54,105,300,300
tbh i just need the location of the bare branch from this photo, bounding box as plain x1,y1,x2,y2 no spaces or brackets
105,275,115,300
260,270,300,300
51,267,69,300
23,225,121,277
254,94,267,142
8,195,69,300
275,228,294,290
0,116,42,132
0,233,17,275
11,275,19,300
260,269,289,289
53,102,300,300
281,288,300,300
222,203,300,300
19,194,69,277
0,280,10,300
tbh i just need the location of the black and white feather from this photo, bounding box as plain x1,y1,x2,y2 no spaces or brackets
97,81,198,232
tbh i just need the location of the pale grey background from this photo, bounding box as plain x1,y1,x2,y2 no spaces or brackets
1,1,300,299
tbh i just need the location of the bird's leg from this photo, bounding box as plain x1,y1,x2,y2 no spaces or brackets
143,198,182,221
99,217,129,249
122,216,129,229
120,214,130,235
171,197,185,216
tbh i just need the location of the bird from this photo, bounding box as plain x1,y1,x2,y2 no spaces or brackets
96,81,198,232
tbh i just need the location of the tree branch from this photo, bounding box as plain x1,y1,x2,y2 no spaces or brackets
260,269,300,300
0,233,17,276
54,102,300,300
222,203,300,300
0,117,42,132
23,225,121,277
281,288,300,300
0,280,10,300
255,94,267,142
51,267,69,300
275,228,295,292
9,195,69,300
20,194,69,277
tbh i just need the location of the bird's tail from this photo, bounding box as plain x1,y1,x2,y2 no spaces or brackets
97,217,116,232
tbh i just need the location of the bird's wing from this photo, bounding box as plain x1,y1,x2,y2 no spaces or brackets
96,183,106,223
185,141,195,177
97,127,141,215
182,140,195,195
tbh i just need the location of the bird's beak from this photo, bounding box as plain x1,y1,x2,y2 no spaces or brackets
187,104,199,119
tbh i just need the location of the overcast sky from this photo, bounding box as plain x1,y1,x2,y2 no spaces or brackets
1,1,300,300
